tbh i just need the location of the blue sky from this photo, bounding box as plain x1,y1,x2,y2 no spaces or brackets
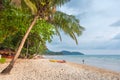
47,0,120,55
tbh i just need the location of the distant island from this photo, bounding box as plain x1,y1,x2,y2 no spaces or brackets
44,50,84,55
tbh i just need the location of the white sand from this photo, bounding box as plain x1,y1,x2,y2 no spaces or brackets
0,59,120,80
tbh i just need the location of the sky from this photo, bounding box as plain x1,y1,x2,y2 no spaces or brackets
47,0,120,55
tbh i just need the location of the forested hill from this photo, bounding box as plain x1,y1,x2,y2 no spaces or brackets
44,50,84,55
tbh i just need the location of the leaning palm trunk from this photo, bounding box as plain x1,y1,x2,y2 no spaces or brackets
1,15,38,74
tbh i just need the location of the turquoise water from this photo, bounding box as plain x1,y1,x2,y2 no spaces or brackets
45,55,120,72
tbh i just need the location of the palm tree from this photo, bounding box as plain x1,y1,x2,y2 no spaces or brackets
1,0,84,74
52,11,84,44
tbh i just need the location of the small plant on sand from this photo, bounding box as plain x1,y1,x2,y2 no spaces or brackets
0,58,6,64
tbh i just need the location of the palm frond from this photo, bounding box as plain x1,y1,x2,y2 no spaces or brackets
50,0,70,6
24,0,37,15
51,11,84,44
54,27,62,41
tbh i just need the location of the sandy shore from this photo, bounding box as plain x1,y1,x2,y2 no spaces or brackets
0,59,120,80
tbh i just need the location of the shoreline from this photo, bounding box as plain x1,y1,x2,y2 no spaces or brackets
0,59,120,80
67,61,120,75
44,55,120,73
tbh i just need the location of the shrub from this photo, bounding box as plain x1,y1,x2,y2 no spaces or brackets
0,58,6,64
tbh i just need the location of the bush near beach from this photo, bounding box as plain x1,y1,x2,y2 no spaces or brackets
0,58,6,64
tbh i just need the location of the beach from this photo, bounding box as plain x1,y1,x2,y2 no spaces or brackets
0,59,120,80
45,55,120,72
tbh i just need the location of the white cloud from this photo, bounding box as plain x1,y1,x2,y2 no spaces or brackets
58,6,81,15
110,20,120,27
47,0,120,54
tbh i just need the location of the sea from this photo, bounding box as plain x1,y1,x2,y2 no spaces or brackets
45,55,120,73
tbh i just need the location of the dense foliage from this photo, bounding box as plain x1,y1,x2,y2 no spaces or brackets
1,0,85,74
0,0,54,58
0,0,84,58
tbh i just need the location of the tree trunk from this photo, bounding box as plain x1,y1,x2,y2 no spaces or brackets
25,39,29,58
35,41,41,54
1,15,38,74
0,0,3,10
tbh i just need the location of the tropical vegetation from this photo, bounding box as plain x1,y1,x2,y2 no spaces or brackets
0,58,6,64
0,0,84,74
